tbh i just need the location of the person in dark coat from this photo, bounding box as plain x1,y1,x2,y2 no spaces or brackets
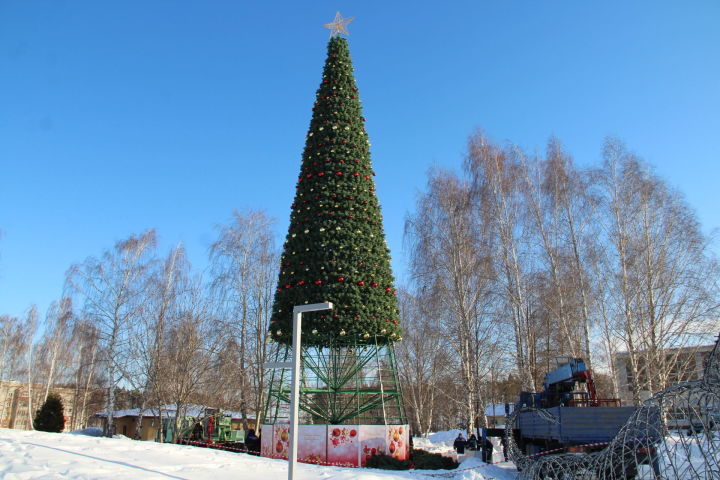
245,428,259,453
192,422,203,441
453,433,466,454
467,434,478,451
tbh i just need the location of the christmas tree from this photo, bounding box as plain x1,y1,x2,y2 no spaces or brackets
269,35,401,347
263,18,406,431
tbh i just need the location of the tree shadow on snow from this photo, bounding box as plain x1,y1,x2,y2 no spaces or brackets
26,442,189,480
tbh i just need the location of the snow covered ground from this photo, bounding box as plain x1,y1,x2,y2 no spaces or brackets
0,428,518,480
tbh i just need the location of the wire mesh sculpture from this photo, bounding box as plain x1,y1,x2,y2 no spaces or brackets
507,334,720,479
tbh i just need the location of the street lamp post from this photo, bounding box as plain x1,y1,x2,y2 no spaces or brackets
288,302,333,480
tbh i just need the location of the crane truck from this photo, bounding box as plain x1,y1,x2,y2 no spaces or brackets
513,358,654,456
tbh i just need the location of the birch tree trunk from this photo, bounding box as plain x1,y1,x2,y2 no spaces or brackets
25,306,38,430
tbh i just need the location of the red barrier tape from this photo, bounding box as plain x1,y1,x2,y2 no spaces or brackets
179,440,359,468
179,439,255,454
525,441,610,459
263,453,358,468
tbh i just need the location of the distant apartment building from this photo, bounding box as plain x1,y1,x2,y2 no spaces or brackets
614,343,715,405
0,381,77,431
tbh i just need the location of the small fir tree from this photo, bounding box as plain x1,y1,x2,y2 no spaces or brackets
33,393,65,432
269,36,401,346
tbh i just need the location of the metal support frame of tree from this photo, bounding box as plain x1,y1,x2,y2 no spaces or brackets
264,340,406,427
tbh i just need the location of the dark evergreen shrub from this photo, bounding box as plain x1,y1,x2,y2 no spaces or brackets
33,393,65,432
365,452,410,470
412,448,459,469
366,448,459,470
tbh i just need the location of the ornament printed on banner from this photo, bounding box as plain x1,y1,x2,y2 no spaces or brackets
273,424,290,459
330,426,358,447
327,424,360,467
387,425,408,460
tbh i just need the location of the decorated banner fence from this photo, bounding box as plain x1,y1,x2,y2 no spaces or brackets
261,424,409,467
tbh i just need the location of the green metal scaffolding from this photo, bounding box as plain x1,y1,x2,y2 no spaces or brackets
263,338,406,425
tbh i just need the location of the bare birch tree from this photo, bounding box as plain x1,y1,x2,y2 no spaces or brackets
24,306,39,430
543,139,600,369
465,132,538,391
209,209,277,428
405,168,499,433
69,320,100,430
161,283,224,442
68,229,156,436
118,244,188,440
395,288,451,436
0,314,25,423
595,139,720,402
40,297,74,401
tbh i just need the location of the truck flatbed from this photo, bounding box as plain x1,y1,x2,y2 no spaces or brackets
517,406,639,446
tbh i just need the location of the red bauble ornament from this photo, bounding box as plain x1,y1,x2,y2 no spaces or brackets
357,281,364,286
315,280,322,285
338,277,345,282
297,280,305,286
371,282,378,287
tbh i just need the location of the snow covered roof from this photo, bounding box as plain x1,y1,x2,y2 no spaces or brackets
96,404,255,420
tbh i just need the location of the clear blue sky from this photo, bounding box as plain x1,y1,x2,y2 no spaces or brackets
1,1,719,321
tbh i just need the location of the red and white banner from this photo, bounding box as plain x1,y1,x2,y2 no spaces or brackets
260,424,409,467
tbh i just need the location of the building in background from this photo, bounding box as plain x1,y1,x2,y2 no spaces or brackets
614,343,715,405
0,381,77,431
94,405,254,441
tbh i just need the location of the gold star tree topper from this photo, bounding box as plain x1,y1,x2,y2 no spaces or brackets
323,12,354,37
